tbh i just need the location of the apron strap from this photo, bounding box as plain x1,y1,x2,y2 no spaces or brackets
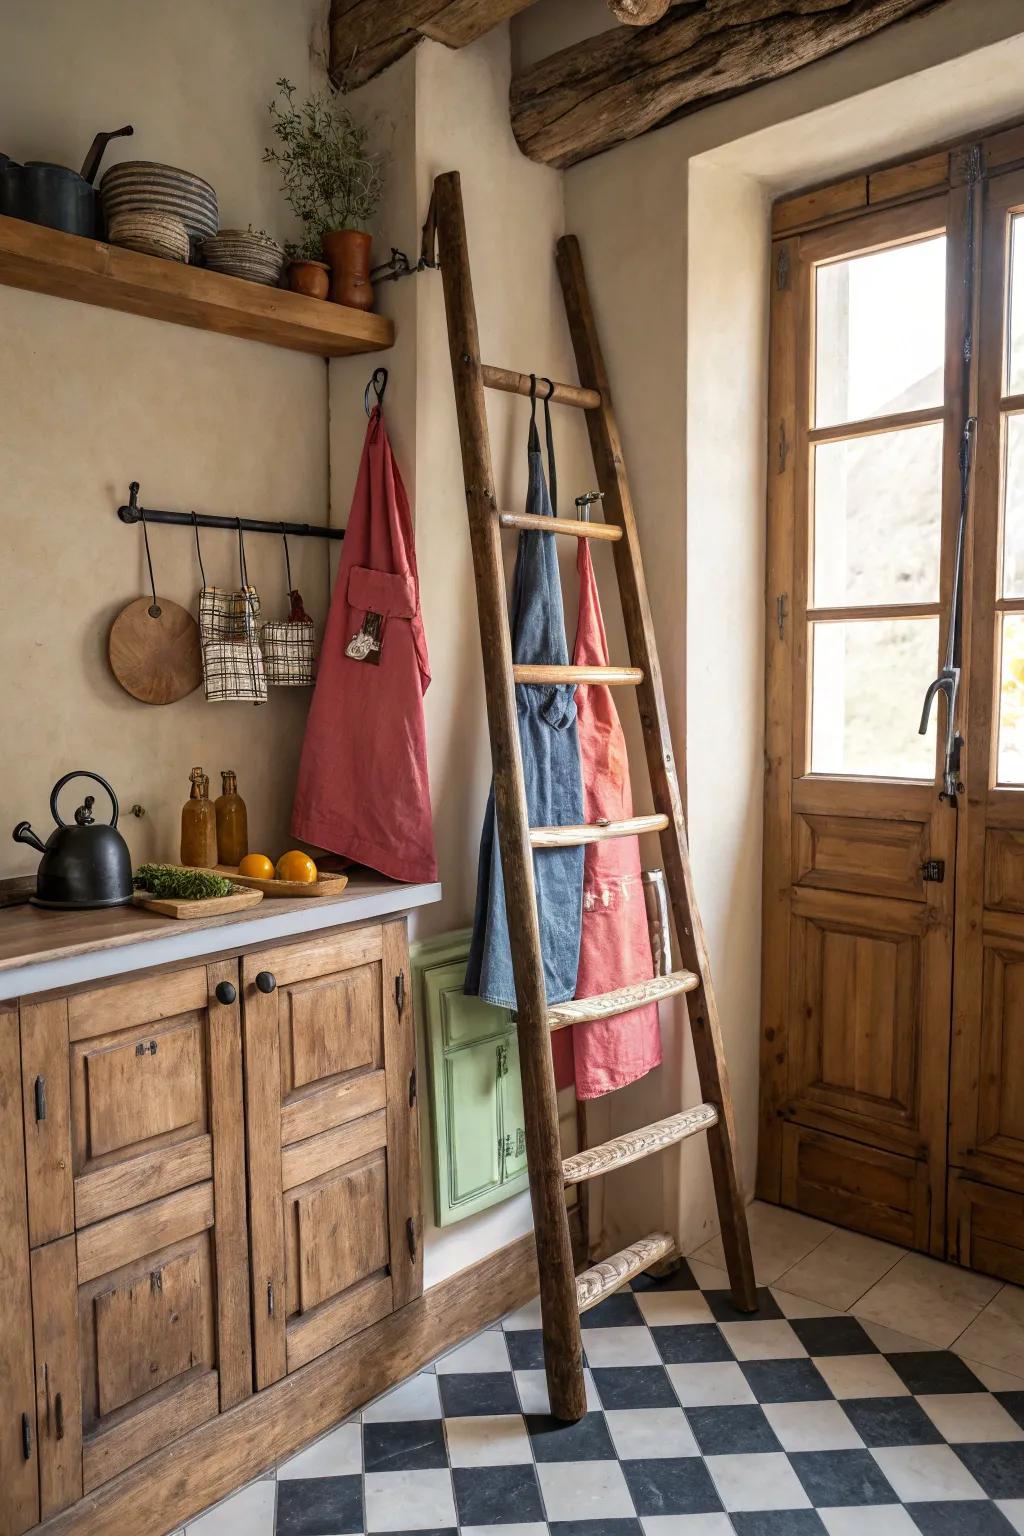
280,523,293,594
191,512,207,589
528,374,558,517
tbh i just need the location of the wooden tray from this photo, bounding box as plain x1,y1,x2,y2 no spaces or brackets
133,884,264,919
216,865,350,899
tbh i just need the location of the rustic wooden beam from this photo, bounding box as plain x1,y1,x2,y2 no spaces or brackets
329,0,537,91
510,0,949,169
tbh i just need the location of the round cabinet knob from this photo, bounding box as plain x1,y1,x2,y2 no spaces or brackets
255,971,277,994
215,981,237,1006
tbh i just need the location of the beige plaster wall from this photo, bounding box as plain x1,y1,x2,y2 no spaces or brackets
0,0,330,874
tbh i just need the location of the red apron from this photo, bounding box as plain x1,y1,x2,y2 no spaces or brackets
553,539,661,1098
291,407,436,883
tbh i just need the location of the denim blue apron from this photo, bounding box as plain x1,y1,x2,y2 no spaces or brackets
465,379,585,1009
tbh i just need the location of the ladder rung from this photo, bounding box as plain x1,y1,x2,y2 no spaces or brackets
562,1106,718,1188
499,511,622,542
514,664,642,686
547,970,699,1032
576,1231,675,1313
481,363,601,410
530,813,669,849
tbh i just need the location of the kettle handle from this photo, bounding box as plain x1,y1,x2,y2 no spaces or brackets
50,772,119,829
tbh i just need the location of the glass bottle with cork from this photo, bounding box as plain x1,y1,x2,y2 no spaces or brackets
180,767,218,868
215,770,248,868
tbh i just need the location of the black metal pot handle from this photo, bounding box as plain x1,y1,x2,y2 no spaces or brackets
50,771,120,829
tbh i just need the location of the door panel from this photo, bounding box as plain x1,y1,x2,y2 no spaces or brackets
950,1172,1024,1283
291,1153,390,1311
781,1122,930,1248
31,1237,82,1519
793,811,929,901
0,1006,39,1536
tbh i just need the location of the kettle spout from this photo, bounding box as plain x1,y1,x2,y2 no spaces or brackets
13,821,46,854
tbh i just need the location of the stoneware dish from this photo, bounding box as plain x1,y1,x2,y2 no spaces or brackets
200,229,285,285
100,160,218,240
107,210,190,263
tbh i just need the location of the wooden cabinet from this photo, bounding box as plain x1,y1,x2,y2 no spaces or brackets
0,915,422,1536
244,921,420,1385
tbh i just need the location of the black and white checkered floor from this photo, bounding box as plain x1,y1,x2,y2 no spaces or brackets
184,1250,1024,1536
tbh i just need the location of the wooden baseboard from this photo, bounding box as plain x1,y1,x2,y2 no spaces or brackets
38,1233,539,1536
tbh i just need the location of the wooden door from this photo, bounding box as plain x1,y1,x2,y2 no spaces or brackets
760,193,965,1253
244,920,422,1388
949,165,1024,1275
0,1002,38,1536
22,960,250,1508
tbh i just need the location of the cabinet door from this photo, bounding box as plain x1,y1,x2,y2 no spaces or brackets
0,1004,38,1536
244,921,421,1387
29,960,251,1503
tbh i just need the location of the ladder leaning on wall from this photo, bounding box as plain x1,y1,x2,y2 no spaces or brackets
433,169,756,1423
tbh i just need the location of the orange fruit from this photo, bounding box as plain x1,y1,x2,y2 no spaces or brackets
239,853,275,879
276,850,318,883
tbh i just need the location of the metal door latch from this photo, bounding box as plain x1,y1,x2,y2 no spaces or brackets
920,859,946,883
395,970,406,1014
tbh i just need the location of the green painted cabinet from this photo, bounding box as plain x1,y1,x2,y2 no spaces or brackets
412,932,529,1225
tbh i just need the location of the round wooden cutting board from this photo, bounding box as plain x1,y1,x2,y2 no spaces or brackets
109,596,203,705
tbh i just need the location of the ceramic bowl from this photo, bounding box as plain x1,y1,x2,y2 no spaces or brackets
107,210,190,263
200,230,286,286
101,160,218,240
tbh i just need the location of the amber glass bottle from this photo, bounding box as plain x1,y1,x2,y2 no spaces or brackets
215,770,248,868
180,767,218,868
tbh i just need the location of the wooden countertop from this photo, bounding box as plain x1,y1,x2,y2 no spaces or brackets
0,874,442,999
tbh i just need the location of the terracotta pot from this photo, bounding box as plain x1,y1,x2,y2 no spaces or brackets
287,259,330,300
322,228,373,311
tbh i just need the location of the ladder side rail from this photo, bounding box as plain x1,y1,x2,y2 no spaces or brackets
555,233,757,1312
434,172,588,1420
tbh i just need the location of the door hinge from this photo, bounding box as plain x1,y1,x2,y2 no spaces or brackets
777,420,789,474
34,1075,46,1122
920,859,946,883
267,1280,275,1318
499,1132,514,1161
406,1215,418,1260
496,1042,509,1078
395,970,406,1015
21,1412,31,1461
408,1066,417,1108
776,593,788,640
776,244,791,291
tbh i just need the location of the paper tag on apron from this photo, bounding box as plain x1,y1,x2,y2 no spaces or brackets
345,611,383,665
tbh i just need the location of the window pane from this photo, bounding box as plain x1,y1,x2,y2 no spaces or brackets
1003,412,1024,598
1009,215,1024,396
998,613,1024,785
811,618,938,778
813,423,943,607
815,236,946,428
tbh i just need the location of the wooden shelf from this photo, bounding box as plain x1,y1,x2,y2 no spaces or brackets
0,214,394,357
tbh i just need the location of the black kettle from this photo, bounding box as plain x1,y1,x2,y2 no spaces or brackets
13,772,134,909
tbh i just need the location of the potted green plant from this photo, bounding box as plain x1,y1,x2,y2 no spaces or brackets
264,78,383,309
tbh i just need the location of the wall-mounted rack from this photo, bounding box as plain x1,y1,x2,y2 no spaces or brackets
117,482,344,541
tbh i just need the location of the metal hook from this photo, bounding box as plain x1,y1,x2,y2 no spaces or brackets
575,490,604,524
364,367,388,416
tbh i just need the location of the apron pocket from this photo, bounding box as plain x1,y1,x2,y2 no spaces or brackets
347,565,417,618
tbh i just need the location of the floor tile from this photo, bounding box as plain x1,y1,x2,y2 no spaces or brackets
870,1445,986,1503
998,1500,1024,1534
652,1326,735,1365
605,1408,700,1461
719,1321,807,1362
956,1286,1024,1380
435,1332,511,1374
548,1524,643,1536
593,1367,681,1410
363,1373,443,1422
814,1353,910,1400
502,1297,543,1331
666,1362,756,1407
771,1290,844,1320
686,1260,731,1292
584,1328,664,1368
276,1475,363,1535
887,1353,986,1397
703,1288,784,1324
438,1371,520,1417
904,1503,1020,1533
621,1457,724,1516
632,1260,702,1294
818,1506,919,1534
278,1422,362,1479
639,1517,733,1535
790,1317,878,1357
505,1329,546,1371
443,1413,532,1468
515,1367,601,1415
789,1448,898,1507
704,1450,811,1512
634,1291,716,1328
763,1401,864,1453
691,1202,833,1287
855,1255,1000,1351
739,1359,832,1403
919,1392,1024,1444
685,1404,782,1456
582,1293,647,1328
970,1361,1024,1394
729,1514,828,1535
953,1443,1024,1500
527,1411,617,1462
364,1468,457,1531
857,1321,939,1354
462,1527,546,1536
187,1479,277,1536
363,1420,448,1473
452,1463,545,1525
776,1230,904,1312
537,1458,636,1521
841,1396,944,1448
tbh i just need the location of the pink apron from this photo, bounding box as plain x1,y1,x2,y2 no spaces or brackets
291,406,437,883
553,539,661,1098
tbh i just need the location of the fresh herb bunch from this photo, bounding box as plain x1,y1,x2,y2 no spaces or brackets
134,865,234,900
263,78,382,260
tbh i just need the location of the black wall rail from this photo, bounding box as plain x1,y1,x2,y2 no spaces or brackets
117,482,344,541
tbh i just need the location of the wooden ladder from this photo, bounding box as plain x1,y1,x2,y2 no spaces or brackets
434,170,756,1422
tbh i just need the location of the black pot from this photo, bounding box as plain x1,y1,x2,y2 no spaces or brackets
13,771,134,910
0,126,132,239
